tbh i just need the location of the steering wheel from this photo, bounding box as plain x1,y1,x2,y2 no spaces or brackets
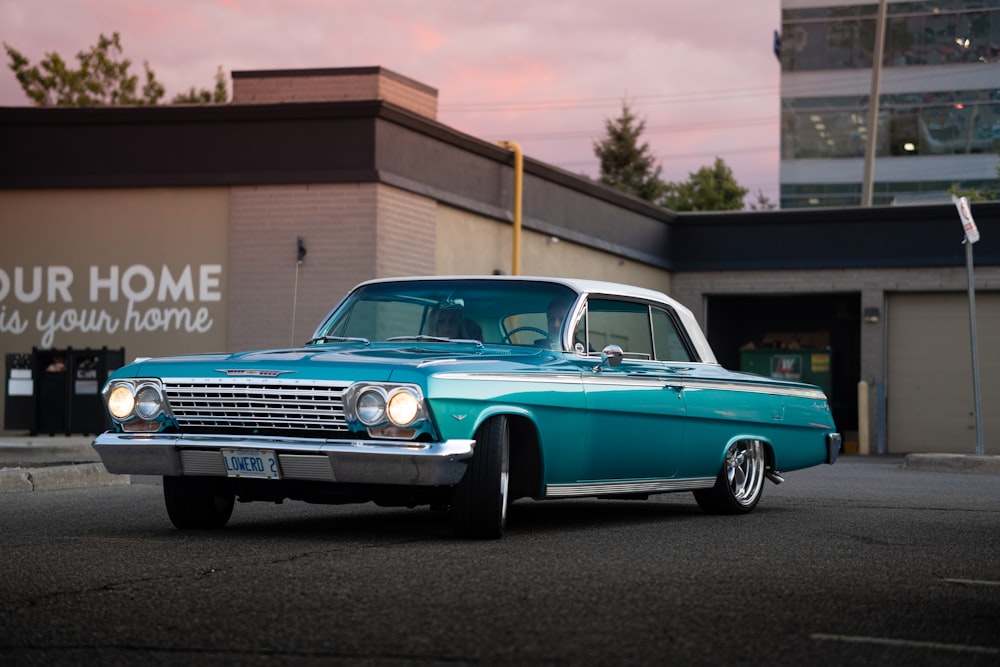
501,326,549,344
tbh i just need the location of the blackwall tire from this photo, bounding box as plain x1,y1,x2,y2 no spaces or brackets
451,416,510,539
693,439,765,515
163,476,235,529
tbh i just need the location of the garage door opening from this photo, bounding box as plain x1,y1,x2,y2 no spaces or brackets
706,293,860,440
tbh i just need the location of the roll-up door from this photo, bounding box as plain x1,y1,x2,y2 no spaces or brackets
887,292,999,454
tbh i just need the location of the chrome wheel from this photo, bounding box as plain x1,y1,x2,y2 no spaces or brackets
693,439,766,515
725,439,765,507
499,441,510,526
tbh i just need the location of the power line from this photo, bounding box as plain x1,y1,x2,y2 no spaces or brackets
440,85,779,112
544,161,780,195
442,88,782,189
497,116,777,142
657,145,777,161
554,144,778,170
441,65,984,116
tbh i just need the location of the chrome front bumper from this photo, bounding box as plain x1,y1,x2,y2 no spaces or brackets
92,432,475,486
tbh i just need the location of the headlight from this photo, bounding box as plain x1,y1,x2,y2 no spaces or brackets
107,384,135,420
387,389,420,426
345,382,427,435
356,389,387,425
134,384,164,419
103,378,171,429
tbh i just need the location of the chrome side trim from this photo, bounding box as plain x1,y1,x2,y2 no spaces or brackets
434,372,828,401
435,372,584,385
93,433,474,486
544,477,715,497
680,381,828,401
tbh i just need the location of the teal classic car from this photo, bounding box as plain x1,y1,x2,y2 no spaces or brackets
93,276,840,539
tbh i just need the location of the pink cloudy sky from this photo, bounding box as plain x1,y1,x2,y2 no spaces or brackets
1,0,783,202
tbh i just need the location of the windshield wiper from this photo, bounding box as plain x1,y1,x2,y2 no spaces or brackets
306,335,371,346
387,335,484,347
386,335,450,343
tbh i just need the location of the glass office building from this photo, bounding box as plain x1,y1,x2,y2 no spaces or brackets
780,0,1000,207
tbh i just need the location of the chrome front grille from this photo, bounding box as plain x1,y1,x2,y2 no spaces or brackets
163,379,351,436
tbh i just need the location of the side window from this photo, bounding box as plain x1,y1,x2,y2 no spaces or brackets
585,299,653,360
651,308,692,362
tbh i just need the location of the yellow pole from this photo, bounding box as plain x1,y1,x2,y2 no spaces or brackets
497,141,523,275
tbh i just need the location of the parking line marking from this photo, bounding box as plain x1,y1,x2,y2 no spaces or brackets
943,577,1000,587
811,633,1000,656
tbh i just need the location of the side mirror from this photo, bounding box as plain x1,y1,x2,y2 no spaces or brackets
599,344,623,369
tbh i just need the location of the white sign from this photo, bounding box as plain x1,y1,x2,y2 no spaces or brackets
0,263,221,347
953,195,980,244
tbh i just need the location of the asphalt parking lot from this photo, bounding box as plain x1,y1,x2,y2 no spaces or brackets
2,451,998,666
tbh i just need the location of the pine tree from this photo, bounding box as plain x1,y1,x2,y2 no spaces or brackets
593,101,668,203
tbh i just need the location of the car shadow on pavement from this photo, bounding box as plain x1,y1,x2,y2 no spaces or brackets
170,494,723,542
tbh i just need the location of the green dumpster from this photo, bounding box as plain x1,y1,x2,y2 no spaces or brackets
740,348,833,399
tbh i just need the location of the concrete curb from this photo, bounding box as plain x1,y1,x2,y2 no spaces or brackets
902,453,1000,475
0,462,130,493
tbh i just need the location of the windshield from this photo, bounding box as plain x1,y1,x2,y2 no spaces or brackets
313,279,579,347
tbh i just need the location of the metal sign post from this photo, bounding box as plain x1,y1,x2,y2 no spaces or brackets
953,196,985,456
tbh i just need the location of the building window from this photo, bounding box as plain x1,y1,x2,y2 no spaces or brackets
780,177,998,208
781,90,1000,159
781,4,1000,72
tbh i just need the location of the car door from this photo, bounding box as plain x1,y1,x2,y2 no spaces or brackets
573,297,691,483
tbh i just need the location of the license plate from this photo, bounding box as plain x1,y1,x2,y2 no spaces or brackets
221,449,280,479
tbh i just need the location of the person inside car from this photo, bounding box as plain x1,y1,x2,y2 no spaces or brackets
536,298,574,349
433,307,465,338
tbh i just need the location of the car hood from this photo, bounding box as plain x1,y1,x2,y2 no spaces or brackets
112,342,566,384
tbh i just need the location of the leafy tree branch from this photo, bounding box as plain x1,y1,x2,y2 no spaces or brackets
4,32,227,106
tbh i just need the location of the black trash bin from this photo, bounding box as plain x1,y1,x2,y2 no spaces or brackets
68,347,125,435
33,348,70,435
4,352,34,431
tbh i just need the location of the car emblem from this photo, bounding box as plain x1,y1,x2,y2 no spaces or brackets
216,369,296,377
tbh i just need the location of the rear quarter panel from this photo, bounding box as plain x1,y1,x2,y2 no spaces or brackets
679,367,836,477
